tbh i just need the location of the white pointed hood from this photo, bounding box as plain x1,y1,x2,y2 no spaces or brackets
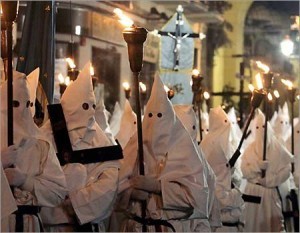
95,98,115,143
115,100,137,148
143,75,208,216
26,68,40,117
142,75,175,158
174,104,197,141
273,102,291,142
109,102,123,137
252,109,273,155
202,106,238,162
60,62,111,150
1,71,39,147
61,63,95,131
227,107,242,140
270,110,278,127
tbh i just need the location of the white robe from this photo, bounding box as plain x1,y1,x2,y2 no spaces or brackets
200,106,244,232
1,71,67,232
40,63,120,232
115,77,209,232
241,129,293,232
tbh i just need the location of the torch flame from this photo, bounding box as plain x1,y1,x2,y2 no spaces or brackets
90,65,95,76
256,61,270,74
139,82,147,93
66,58,76,69
58,73,64,84
273,90,280,98
267,92,273,101
203,91,210,100
248,84,255,92
192,69,200,77
281,79,293,90
122,81,130,91
255,73,263,90
114,8,134,27
65,76,71,86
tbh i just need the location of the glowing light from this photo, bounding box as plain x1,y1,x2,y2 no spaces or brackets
75,25,81,35
139,82,147,93
66,58,76,69
90,65,95,76
248,84,255,92
0,4,3,15
192,69,200,77
203,91,210,100
273,90,280,98
267,92,273,101
297,94,300,100
114,8,134,27
58,73,64,84
164,85,170,93
190,80,193,86
58,74,71,86
256,61,270,73
199,33,206,40
255,73,264,89
281,79,293,90
65,76,71,86
280,36,294,56
122,81,130,91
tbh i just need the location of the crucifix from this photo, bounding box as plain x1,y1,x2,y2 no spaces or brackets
158,5,204,71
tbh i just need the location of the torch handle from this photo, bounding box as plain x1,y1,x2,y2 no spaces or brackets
261,97,269,178
229,107,255,168
133,72,145,176
7,22,14,146
197,101,203,142
291,102,295,173
133,72,147,232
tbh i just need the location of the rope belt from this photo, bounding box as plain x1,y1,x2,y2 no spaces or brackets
126,212,176,232
14,205,44,232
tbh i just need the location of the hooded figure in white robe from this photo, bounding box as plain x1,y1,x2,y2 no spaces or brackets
241,109,293,232
40,63,120,232
0,71,67,232
200,106,244,232
117,76,209,232
115,100,137,149
174,104,222,231
274,102,291,143
109,101,123,137
95,98,115,144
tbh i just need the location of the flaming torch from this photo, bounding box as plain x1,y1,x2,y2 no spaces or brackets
255,61,273,178
229,87,265,168
1,1,19,146
117,8,148,230
66,57,79,81
122,81,131,99
191,69,204,141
